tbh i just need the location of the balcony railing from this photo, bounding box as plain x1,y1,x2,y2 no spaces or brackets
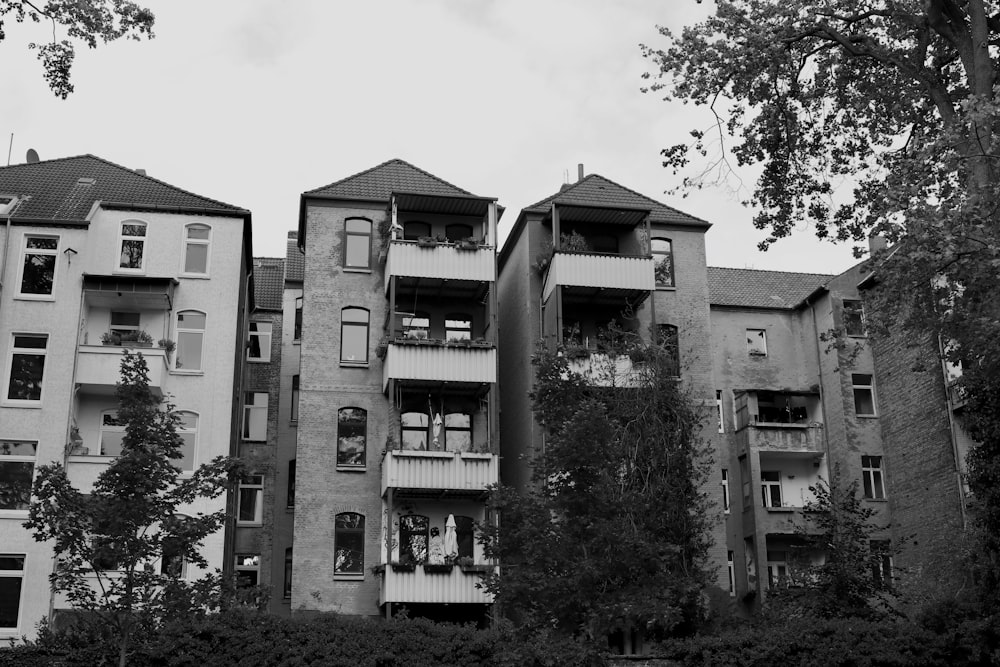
736,424,824,453
382,450,498,496
382,341,496,391
76,344,167,395
384,240,494,292
541,252,654,301
378,563,495,604
565,352,646,388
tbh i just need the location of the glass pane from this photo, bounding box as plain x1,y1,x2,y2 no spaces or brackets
335,531,364,574
0,441,36,456
338,409,366,466
401,430,427,451
177,312,206,329
7,353,44,400
455,516,474,558
26,237,57,250
342,308,368,323
341,323,368,362
176,332,203,370
177,433,195,471
122,224,146,237
854,389,875,415
185,243,208,273
0,556,25,571
13,336,46,349
345,235,370,268
346,219,370,234
101,431,126,457
120,239,144,268
177,412,198,430
0,461,34,510
21,253,55,294
186,225,210,240
238,488,258,522
111,312,141,327
335,513,363,530
445,224,472,241
0,577,23,628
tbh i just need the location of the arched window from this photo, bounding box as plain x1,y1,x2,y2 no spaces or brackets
401,412,429,451
118,220,146,271
183,224,211,275
99,410,125,457
444,313,472,341
344,218,372,269
403,221,431,240
340,307,369,363
445,412,472,452
399,514,428,564
454,515,474,560
175,310,206,371
651,238,674,287
334,512,365,575
337,407,367,467
402,311,430,340
176,411,198,471
445,224,473,242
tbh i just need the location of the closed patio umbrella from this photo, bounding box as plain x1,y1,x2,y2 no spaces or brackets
444,514,458,560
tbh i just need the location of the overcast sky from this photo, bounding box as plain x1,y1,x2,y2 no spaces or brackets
1,0,859,274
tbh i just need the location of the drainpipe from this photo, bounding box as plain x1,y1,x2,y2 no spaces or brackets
807,298,835,487
0,218,11,299
937,336,969,529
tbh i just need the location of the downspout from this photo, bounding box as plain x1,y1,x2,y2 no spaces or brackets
807,297,835,488
0,218,11,299
937,336,970,529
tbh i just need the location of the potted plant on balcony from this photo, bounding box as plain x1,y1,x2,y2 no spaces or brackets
100,332,121,346
456,237,479,251
423,562,453,574
390,553,417,573
457,556,491,574
417,236,437,248
376,336,389,359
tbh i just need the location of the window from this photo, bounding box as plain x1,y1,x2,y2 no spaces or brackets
402,311,430,340
283,548,293,598
746,329,767,356
235,554,260,587
294,297,303,341
716,390,724,433
454,515,474,559
247,322,272,362
445,313,472,341
19,236,58,297
286,460,295,509
340,307,369,363
727,551,736,596
843,299,866,336
237,474,263,525
334,513,365,575
110,312,140,338
740,456,750,508
0,555,25,631
651,237,674,287
766,550,788,588
445,224,473,242
862,455,886,500
401,412,429,451
721,469,730,514
176,412,197,472
852,374,877,416
183,224,211,275
290,375,300,422
445,412,472,452
243,392,268,441
870,540,892,589
337,407,366,467
657,324,680,376
399,514,428,564
175,311,205,371
99,411,126,457
5,334,47,402
0,441,35,511
344,218,372,269
160,535,186,578
403,221,431,240
118,221,146,271
761,470,782,508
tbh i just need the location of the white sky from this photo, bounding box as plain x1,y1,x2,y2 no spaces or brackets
1,0,859,274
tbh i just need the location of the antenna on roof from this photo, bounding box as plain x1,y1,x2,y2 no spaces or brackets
26,149,39,164
7,134,12,166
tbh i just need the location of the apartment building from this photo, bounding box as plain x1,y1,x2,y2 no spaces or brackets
0,155,253,639
290,160,500,622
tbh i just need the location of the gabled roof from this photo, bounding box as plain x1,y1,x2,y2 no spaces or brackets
0,154,247,221
524,174,709,227
303,159,475,202
252,258,284,311
708,267,833,309
285,231,304,282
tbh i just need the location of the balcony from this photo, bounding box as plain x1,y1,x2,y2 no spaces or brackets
378,563,495,605
384,240,494,292
382,450,498,497
75,344,167,395
566,352,645,388
382,341,496,392
736,424,824,454
541,252,654,302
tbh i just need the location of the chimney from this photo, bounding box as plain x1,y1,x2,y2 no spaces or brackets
577,163,585,182
135,168,146,176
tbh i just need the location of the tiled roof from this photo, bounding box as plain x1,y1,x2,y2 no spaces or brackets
525,174,708,226
304,159,475,201
252,258,284,311
0,154,246,221
285,231,304,282
708,267,833,309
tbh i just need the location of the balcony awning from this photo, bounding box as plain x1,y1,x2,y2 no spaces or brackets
392,192,495,218
554,203,650,227
82,274,177,310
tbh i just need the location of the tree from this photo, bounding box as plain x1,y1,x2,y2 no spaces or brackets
23,352,241,667
481,328,713,645
1,0,155,98
642,0,1000,600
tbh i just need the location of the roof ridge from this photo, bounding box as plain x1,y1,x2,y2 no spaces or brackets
708,266,834,277
303,158,475,197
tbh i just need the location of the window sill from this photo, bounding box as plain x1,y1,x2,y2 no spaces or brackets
0,400,42,408
169,370,204,376
337,465,366,473
339,361,369,368
333,574,364,581
856,414,879,419
67,455,115,464
179,274,210,280
247,359,271,364
236,522,263,528
863,498,889,503
343,268,372,274
765,506,796,513
14,294,55,301
655,285,677,291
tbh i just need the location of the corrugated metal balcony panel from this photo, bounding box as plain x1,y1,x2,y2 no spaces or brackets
76,345,167,395
383,344,497,388
384,241,494,290
542,252,655,301
380,565,495,604
382,451,498,493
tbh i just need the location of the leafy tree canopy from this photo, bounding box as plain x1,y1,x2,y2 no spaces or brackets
1,0,155,98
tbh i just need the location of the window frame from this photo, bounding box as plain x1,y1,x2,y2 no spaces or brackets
721,469,730,514
117,220,147,273
175,411,198,472
340,307,370,365
445,223,473,242
247,322,273,363
746,328,768,357
716,390,725,433
17,234,59,299
651,237,674,288
235,553,260,588
766,550,788,588
444,313,472,341
294,297,303,341
242,392,268,442
862,455,887,500
0,441,36,514
286,460,295,509
843,299,867,337
727,550,736,597
761,470,782,508
290,375,300,423
444,411,472,453
237,474,264,525
334,512,365,577
398,514,429,564
99,410,126,457
852,373,877,416
657,324,680,376
337,407,367,468
401,411,429,451
174,310,206,373
4,333,48,405
0,554,26,633
870,540,893,589
181,223,211,276
344,217,372,270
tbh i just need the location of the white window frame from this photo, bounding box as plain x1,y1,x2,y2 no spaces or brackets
17,234,59,299
761,470,782,508
174,310,206,373
117,220,147,273
766,550,788,588
176,411,198,473
344,217,372,270
237,475,264,525
721,469,730,514
843,299,867,337
243,392,268,442
852,373,877,417
99,410,126,457
0,554,26,634
4,333,48,405
0,441,36,515
247,322,272,363
235,553,260,588
727,550,736,597
181,223,211,276
862,455,887,500
746,328,767,356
